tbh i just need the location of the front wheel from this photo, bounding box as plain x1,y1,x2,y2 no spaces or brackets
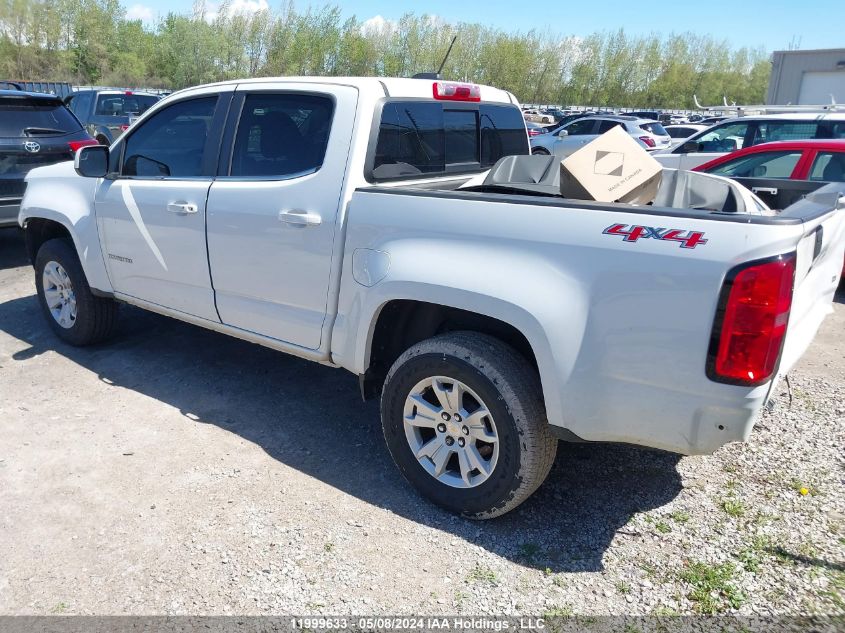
380,332,557,519
34,238,118,345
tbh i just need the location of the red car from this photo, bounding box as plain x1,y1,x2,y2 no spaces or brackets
695,140,845,279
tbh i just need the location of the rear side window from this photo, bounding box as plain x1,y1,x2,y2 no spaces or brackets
752,121,819,145
230,93,334,178
371,102,528,180
597,120,623,133
809,152,845,181
0,97,82,136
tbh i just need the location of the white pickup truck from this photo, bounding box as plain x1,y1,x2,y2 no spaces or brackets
18,77,845,519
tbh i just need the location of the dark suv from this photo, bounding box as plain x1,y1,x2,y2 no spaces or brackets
0,89,97,228
65,90,161,145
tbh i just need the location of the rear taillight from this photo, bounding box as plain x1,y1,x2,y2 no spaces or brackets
638,135,656,148
432,81,481,102
120,124,130,131
68,139,99,152
527,129,542,136
707,254,796,386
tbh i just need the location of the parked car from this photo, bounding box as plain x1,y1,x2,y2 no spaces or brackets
65,89,161,145
530,115,672,156
18,77,844,518
652,113,845,170
699,116,730,125
542,108,569,121
0,89,97,228
525,121,548,137
693,139,845,278
664,123,710,141
522,108,555,123
625,110,661,120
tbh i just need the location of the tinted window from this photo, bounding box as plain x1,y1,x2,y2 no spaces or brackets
667,127,694,139
95,94,159,117
0,97,82,136
564,119,595,135
707,151,802,179
230,93,333,178
122,97,216,178
753,121,819,145
832,123,845,139
694,122,750,152
372,102,528,180
597,120,623,133
809,152,845,181
444,110,478,164
640,122,667,135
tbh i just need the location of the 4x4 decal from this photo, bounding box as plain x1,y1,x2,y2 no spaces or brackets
603,223,708,249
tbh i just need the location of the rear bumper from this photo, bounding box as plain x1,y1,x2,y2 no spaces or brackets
0,199,21,228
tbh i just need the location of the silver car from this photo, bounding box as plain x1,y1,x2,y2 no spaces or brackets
530,115,672,157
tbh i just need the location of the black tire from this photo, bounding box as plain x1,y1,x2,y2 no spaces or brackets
380,332,557,519
96,136,109,146
531,147,550,155
34,238,118,346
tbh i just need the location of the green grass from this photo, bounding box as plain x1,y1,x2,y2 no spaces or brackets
669,510,690,524
542,605,573,617
616,581,632,594
678,561,745,614
552,575,566,588
735,534,772,572
820,571,845,611
720,499,746,518
323,542,334,552
655,521,672,534
466,564,499,586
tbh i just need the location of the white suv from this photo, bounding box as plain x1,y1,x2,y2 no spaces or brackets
530,115,672,157
653,112,845,170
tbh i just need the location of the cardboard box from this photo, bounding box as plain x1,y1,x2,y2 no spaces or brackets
559,125,663,204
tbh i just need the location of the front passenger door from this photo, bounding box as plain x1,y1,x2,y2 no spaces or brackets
96,93,229,321
551,118,597,158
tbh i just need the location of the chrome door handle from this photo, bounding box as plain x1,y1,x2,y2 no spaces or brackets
279,210,322,227
751,187,778,195
167,202,198,214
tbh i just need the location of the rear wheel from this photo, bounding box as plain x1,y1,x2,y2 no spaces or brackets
531,147,550,156
34,238,118,345
380,332,557,519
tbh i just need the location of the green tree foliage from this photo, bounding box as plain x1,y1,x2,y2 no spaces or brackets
0,0,771,107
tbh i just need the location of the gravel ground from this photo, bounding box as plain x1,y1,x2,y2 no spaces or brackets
0,228,842,617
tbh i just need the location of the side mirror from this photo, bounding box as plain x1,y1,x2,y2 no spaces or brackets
680,140,701,153
556,129,569,137
74,145,109,178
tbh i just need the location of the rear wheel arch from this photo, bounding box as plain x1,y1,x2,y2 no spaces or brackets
361,299,541,400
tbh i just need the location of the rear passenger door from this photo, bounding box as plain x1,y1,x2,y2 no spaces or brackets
205,84,358,350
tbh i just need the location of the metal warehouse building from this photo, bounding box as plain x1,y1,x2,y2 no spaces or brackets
766,48,845,105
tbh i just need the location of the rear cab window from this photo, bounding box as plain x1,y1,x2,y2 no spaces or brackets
0,96,82,137
640,122,668,136
369,101,528,181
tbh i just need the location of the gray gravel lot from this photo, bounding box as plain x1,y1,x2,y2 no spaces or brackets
0,228,843,616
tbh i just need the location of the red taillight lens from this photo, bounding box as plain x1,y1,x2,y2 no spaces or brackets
432,81,481,102
708,255,796,386
527,129,541,136
68,139,99,152
120,124,130,131
639,135,656,148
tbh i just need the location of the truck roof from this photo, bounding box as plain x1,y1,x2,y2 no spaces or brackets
172,76,518,105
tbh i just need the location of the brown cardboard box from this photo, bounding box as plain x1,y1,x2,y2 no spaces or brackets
559,125,663,204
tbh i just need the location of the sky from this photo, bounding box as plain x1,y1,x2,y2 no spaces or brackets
121,0,844,51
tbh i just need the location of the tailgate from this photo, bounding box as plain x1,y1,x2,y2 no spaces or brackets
777,184,845,377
